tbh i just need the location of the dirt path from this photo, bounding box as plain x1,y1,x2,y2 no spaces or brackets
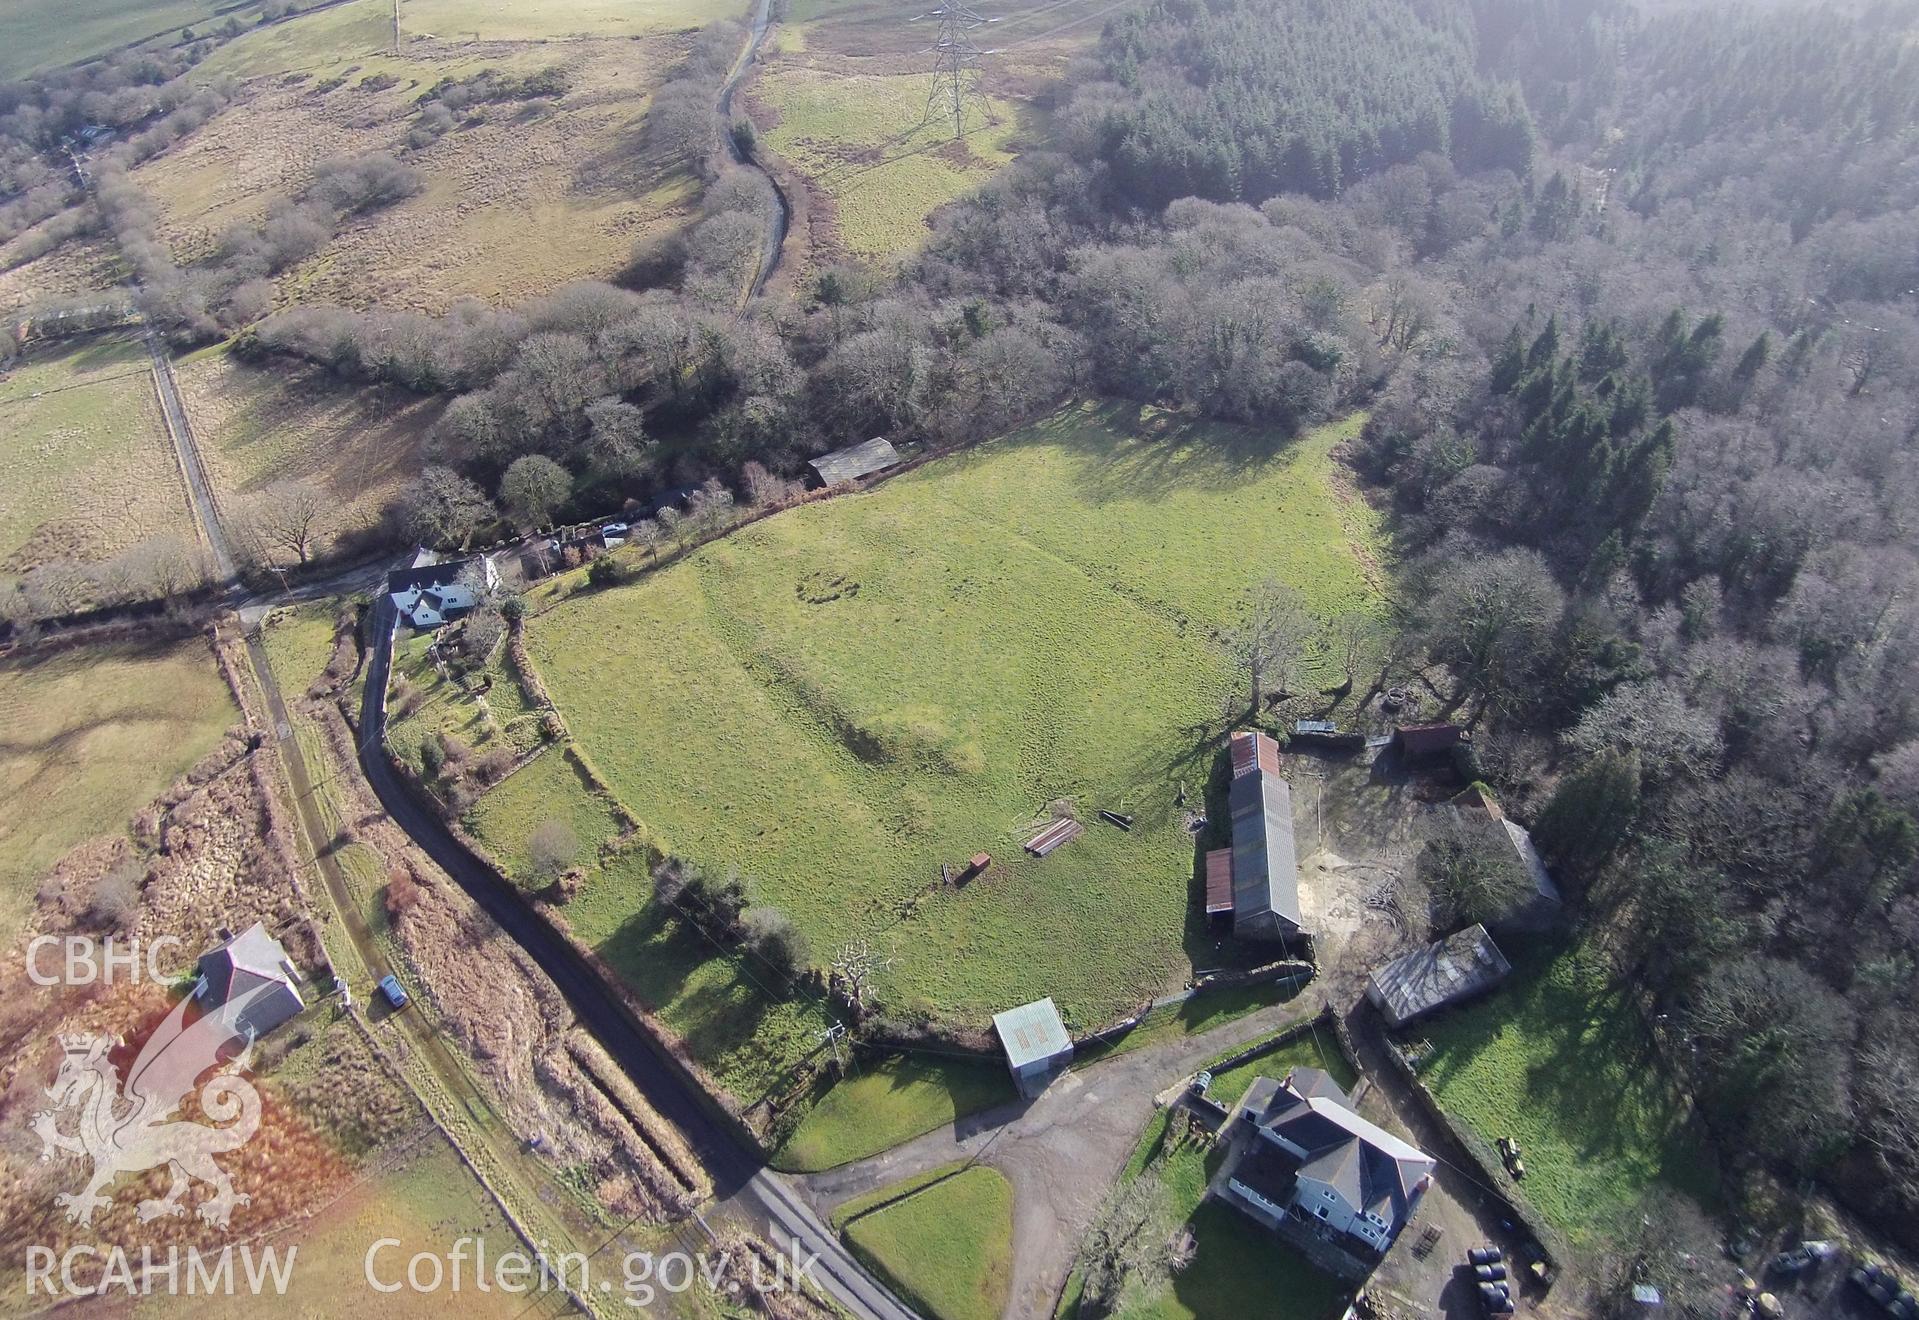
801,989,1328,1319
720,0,789,300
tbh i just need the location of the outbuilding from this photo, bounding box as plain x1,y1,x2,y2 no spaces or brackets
1388,722,1469,767
807,437,901,488
1227,730,1305,941
993,997,1073,1097
1366,924,1511,1029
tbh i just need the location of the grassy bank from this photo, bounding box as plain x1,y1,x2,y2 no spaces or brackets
1418,939,1718,1245
836,1164,1015,1320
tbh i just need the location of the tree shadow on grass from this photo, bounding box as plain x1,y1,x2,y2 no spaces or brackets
1021,400,1315,508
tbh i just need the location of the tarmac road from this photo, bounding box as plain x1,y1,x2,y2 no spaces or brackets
355,597,917,1320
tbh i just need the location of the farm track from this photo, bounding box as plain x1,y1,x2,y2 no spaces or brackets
239,631,604,1317
723,0,789,300
146,330,241,585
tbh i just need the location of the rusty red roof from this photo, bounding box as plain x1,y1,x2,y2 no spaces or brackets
1204,847,1235,915
1229,729,1282,778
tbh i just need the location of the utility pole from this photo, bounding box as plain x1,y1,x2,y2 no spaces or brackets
915,2,996,139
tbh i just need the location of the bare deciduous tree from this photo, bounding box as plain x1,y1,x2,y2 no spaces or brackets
242,478,328,565
1221,578,1316,716
1077,1161,1180,1318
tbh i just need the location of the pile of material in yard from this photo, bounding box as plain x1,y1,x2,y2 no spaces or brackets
1025,817,1084,856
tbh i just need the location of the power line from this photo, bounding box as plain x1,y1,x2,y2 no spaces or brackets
996,0,1138,48
916,1,997,138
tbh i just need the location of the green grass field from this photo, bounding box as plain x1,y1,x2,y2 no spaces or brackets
774,1054,1015,1172
464,748,629,882
837,1164,1015,1320
399,0,741,43
0,639,236,939
523,404,1380,1039
0,0,238,79
1418,940,1718,1245
757,69,1020,258
0,336,198,574
1202,1027,1358,1110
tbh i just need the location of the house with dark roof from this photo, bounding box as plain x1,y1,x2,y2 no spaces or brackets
194,923,305,1039
1366,924,1512,1028
807,437,900,488
1226,730,1305,941
1226,1066,1435,1280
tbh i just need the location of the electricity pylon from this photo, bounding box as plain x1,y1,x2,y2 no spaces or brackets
914,2,996,138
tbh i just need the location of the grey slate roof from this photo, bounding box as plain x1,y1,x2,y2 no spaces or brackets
1253,1068,1435,1241
196,923,304,1039
808,437,901,486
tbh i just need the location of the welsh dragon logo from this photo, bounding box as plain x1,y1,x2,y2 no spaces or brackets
32,984,271,1229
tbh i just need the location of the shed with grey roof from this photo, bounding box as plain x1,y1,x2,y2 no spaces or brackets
807,437,901,488
993,997,1073,1097
1227,730,1304,941
1366,923,1511,1028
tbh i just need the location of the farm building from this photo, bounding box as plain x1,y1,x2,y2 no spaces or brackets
808,437,901,487
387,551,500,630
1227,730,1306,941
1204,847,1235,918
1226,1065,1435,1281
1389,723,1469,767
993,997,1073,1098
195,923,305,1038
1448,789,1564,929
1366,924,1511,1028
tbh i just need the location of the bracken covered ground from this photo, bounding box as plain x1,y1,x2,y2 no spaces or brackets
138,14,703,312
175,351,438,560
0,638,235,939
515,404,1382,1041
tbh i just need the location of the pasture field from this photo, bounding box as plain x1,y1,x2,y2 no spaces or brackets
774,1054,1015,1171
522,404,1380,1035
139,1132,533,1320
144,27,700,311
461,742,832,1101
1418,940,1718,1245
0,0,237,80
463,748,629,881
0,335,197,573
1201,1026,1359,1110
176,354,436,560
835,1164,1015,1320
754,69,1020,259
748,0,1116,264
399,0,744,43
0,639,236,939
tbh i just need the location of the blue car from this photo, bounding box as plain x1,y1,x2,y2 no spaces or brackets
377,975,410,1010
